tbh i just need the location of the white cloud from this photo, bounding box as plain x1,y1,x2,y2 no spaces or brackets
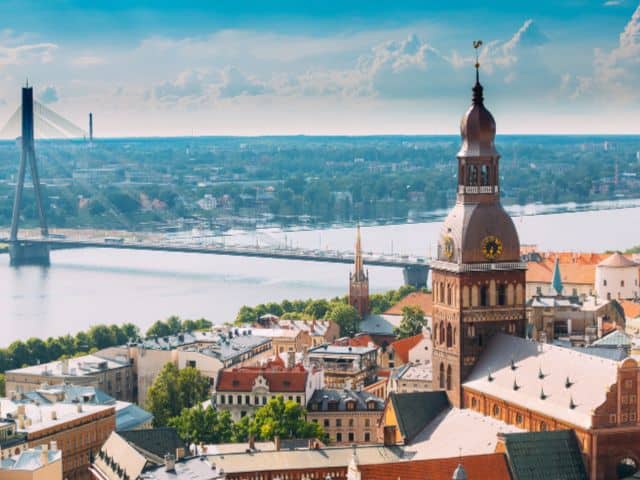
604,0,623,6
38,85,59,104
0,41,57,66
72,55,106,67
217,67,271,98
567,4,640,102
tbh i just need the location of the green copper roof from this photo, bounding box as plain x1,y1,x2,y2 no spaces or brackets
552,257,564,295
389,391,449,443
503,430,587,480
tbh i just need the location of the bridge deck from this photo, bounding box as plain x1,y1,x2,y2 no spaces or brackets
1,237,431,268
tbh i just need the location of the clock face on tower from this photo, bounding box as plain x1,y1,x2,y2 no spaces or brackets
481,235,503,260
442,235,454,260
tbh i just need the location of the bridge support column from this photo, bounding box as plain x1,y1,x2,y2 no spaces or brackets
9,242,50,267
402,265,429,288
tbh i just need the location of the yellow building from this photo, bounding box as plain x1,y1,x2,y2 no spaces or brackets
0,444,63,480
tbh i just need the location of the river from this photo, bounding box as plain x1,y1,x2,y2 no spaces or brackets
1,206,639,346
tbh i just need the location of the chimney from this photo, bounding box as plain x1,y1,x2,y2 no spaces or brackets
248,434,255,450
76,404,83,413
40,447,48,466
164,453,176,472
287,351,296,369
176,447,185,460
17,415,25,429
61,358,69,375
597,316,603,339
17,405,26,416
274,435,281,451
50,410,57,421
50,441,57,451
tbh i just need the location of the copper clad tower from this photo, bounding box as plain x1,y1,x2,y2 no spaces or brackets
430,45,527,407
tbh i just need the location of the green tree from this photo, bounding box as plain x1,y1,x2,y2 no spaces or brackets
304,299,330,319
146,363,210,427
235,306,257,324
146,320,172,338
26,338,49,364
394,305,426,339
169,405,234,444
88,325,116,350
249,396,324,441
0,374,4,397
326,303,359,337
8,341,30,368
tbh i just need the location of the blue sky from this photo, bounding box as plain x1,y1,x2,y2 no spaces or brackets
0,1,638,136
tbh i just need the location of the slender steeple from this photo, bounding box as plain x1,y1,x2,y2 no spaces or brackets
349,223,369,318
354,223,364,281
552,257,564,295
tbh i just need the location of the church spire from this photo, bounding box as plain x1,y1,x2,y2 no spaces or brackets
472,40,484,105
354,223,364,280
552,257,564,295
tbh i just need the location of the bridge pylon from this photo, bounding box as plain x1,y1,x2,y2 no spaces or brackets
9,86,50,267
403,265,429,288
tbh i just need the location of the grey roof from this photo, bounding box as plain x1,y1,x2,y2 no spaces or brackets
565,346,628,362
180,335,271,363
0,446,61,471
307,389,384,412
307,344,377,356
138,456,221,479
119,428,188,463
591,329,632,347
527,296,580,308
116,403,154,431
389,391,449,443
503,430,588,480
359,314,402,335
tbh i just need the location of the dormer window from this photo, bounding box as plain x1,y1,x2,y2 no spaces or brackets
346,401,355,411
367,401,376,410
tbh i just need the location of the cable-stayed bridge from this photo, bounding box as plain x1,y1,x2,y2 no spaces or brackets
0,97,87,139
1,85,429,286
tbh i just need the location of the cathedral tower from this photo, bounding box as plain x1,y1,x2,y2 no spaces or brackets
431,48,527,407
349,224,370,318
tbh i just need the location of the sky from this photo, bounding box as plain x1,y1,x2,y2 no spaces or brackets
0,0,638,136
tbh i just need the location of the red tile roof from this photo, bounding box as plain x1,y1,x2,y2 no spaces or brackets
390,334,424,364
526,260,595,285
334,333,375,347
356,453,511,480
620,300,640,319
385,292,433,316
216,362,307,393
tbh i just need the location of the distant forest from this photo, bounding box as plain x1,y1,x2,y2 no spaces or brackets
0,135,638,231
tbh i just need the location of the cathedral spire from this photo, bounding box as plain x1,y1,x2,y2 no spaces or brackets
354,223,364,280
552,257,564,296
472,40,484,105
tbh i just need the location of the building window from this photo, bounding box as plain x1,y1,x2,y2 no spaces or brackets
237,395,242,405
336,433,342,443
364,419,370,427
540,421,548,431
228,395,233,405
439,363,445,389
346,401,355,411
336,419,342,427
262,396,267,405
621,280,625,287
497,284,506,306
220,395,225,404
446,365,452,391
493,405,500,417
516,414,523,424
536,286,542,295
324,419,330,428
246,395,251,405
471,397,477,408
364,432,371,442
348,432,355,442
604,279,607,286
446,323,453,348
241,411,247,418
447,284,452,305
480,286,489,307
609,414,617,424
187,360,196,368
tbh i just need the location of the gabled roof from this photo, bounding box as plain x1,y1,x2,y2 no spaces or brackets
463,334,619,429
355,453,512,480
526,260,595,285
502,430,588,480
385,292,433,316
389,391,449,443
390,334,424,364
591,329,632,347
216,364,308,393
307,389,384,412
620,300,640,319
118,427,187,464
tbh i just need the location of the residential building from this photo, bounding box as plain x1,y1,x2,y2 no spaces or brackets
380,330,431,369
17,384,152,432
109,330,272,406
595,252,640,301
278,319,340,346
0,398,115,480
0,444,63,480
236,326,311,355
306,389,384,444
0,418,27,460
349,225,370,318
213,359,323,421
383,291,433,320
306,344,377,389
387,362,433,394
5,354,135,403
526,258,597,299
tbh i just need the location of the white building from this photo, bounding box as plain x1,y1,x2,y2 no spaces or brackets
595,252,639,301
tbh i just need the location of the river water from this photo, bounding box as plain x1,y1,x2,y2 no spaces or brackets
2,206,639,346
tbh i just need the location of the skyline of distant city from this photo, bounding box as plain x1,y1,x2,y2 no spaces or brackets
0,1,638,136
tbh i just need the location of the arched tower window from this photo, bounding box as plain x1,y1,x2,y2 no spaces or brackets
439,282,445,303
480,285,489,307
446,323,453,348
497,284,506,306
446,365,452,390
439,363,445,389
480,165,489,186
469,165,478,186
439,322,445,345
447,284,452,305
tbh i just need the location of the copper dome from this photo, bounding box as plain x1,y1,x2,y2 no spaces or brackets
457,82,499,158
